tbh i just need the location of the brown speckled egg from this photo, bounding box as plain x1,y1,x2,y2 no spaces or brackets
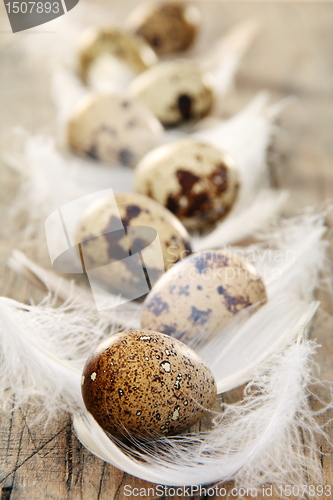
141,250,267,343
135,139,239,230
76,192,192,296
81,329,217,437
126,2,201,56
130,60,214,126
78,27,157,83
67,93,162,167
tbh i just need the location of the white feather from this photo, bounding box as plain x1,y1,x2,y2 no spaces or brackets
73,327,328,489
86,55,137,94
0,297,83,420
238,210,330,301
6,208,328,423
193,189,288,250
3,4,330,490
199,18,260,102
0,287,326,488
19,0,259,102
7,249,141,330
199,297,319,393
0,291,140,423
52,66,89,133
194,92,290,170
192,211,329,318
1,214,330,489
2,90,287,255
192,92,294,251
7,246,320,395
85,18,260,105
20,2,120,72
49,16,260,117
7,204,328,331
1,134,135,253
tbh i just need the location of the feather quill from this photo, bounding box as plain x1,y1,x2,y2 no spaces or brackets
200,18,260,103
193,189,288,250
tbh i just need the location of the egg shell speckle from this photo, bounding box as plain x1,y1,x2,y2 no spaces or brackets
67,93,162,167
141,250,267,343
130,60,214,126
76,192,192,296
135,139,239,229
78,27,157,82
126,2,201,56
81,329,217,438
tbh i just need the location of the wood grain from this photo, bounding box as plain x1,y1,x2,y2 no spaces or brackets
0,2,333,499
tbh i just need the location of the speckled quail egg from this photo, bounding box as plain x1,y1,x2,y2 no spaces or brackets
141,250,267,343
81,329,217,438
67,93,163,167
76,192,192,297
78,27,157,84
126,2,201,56
130,60,214,126
135,139,239,230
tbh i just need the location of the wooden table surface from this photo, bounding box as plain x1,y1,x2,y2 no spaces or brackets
1,1,333,499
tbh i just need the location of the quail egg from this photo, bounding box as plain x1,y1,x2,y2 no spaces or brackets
78,27,157,85
76,192,192,297
67,93,163,167
141,250,267,343
126,2,201,56
130,60,214,126
135,139,239,229
81,329,217,437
